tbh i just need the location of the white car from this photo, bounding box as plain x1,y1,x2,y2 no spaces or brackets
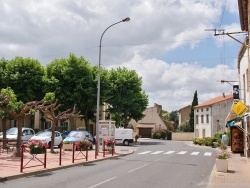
30,130,63,148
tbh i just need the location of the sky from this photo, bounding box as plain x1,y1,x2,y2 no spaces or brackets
0,0,245,112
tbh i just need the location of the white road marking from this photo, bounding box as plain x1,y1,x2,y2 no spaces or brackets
138,151,152,154
190,152,199,155
128,164,148,173
88,177,117,188
151,151,164,154
204,152,212,156
177,151,187,154
164,151,175,154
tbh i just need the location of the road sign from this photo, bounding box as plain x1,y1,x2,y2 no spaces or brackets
231,101,248,116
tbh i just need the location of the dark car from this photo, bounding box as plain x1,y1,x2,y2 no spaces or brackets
61,130,71,140
63,130,95,149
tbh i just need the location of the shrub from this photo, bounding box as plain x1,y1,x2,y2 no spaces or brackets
193,137,205,145
153,130,167,139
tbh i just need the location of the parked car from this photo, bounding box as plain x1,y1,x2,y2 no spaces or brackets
63,130,95,149
0,127,35,143
29,130,63,148
61,130,71,140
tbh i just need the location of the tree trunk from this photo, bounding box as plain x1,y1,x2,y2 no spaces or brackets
2,118,7,147
15,118,23,157
84,116,90,131
50,120,57,153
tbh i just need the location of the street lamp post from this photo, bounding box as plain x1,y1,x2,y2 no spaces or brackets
96,17,130,157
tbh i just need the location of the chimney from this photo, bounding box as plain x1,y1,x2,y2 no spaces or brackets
223,93,225,97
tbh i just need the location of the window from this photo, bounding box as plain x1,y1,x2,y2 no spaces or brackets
44,121,52,129
206,114,209,123
201,115,204,123
201,109,203,112
206,108,209,111
197,109,199,112
196,115,198,124
60,121,69,131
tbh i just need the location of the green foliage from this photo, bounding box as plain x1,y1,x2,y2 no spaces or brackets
169,110,179,124
106,67,148,127
193,137,204,145
44,92,55,103
189,90,198,132
45,53,96,129
178,120,192,132
214,132,223,144
0,58,8,90
204,137,217,146
153,130,167,139
0,87,21,118
2,57,45,102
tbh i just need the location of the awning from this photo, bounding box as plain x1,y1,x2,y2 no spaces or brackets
227,113,249,127
225,112,237,122
136,123,155,129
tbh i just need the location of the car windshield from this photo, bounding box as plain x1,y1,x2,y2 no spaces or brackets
68,131,86,139
6,128,18,135
36,131,52,137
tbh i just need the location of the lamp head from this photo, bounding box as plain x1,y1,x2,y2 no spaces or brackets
122,17,130,22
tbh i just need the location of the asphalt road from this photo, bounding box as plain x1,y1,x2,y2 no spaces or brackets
1,139,217,188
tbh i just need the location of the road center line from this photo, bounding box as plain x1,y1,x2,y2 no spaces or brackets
128,164,148,173
88,177,117,188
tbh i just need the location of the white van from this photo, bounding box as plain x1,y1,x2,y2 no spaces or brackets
115,128,134,146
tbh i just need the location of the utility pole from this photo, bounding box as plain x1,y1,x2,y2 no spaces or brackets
205,29,247,46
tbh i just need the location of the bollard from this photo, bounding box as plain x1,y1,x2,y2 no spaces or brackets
20,145,24,172
59,142,62,166
72,142,75,163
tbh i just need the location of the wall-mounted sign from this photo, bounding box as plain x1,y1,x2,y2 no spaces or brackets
231,101,248,117
233,85,239,100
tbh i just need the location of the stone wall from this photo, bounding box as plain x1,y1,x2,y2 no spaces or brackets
172,132,194,141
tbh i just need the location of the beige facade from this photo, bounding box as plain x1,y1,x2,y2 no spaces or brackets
130,103,167,138
178,105,191,127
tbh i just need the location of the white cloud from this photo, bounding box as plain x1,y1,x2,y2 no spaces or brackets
0,0,240,111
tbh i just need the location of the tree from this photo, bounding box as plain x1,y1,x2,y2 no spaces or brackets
169,110,179,131
106,67,148,127
36,93,83,153
0,88,15,148
0,87,42,157
2,57,45,102
45,54,96,131
189,90,198,132
0,58,8,90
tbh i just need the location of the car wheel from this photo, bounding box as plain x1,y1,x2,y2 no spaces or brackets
123,140,129,146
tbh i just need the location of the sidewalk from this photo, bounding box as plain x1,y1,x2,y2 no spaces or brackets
0,146,134,182
208,151,250,188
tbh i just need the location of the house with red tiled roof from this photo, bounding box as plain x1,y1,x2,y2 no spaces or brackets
194,93,233,138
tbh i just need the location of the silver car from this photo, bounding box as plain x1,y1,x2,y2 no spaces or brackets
0,127,35,143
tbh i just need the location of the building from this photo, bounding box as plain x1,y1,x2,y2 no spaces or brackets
129,103,167,138
194,94,233,138
178,105,191,127
237,0,250,157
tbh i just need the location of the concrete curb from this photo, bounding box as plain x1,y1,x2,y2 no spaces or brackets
0,150,134,182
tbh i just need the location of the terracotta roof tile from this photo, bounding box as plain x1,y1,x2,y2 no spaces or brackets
194,94,233,108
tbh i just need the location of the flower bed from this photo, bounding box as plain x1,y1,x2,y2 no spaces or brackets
26,140,48,154
104,138,116,148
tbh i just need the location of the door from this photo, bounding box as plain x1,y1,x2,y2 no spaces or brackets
139,128,152,138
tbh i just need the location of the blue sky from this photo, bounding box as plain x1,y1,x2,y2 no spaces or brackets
0,0,244,111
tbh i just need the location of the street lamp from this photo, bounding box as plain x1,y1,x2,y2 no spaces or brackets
95,17,130,157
